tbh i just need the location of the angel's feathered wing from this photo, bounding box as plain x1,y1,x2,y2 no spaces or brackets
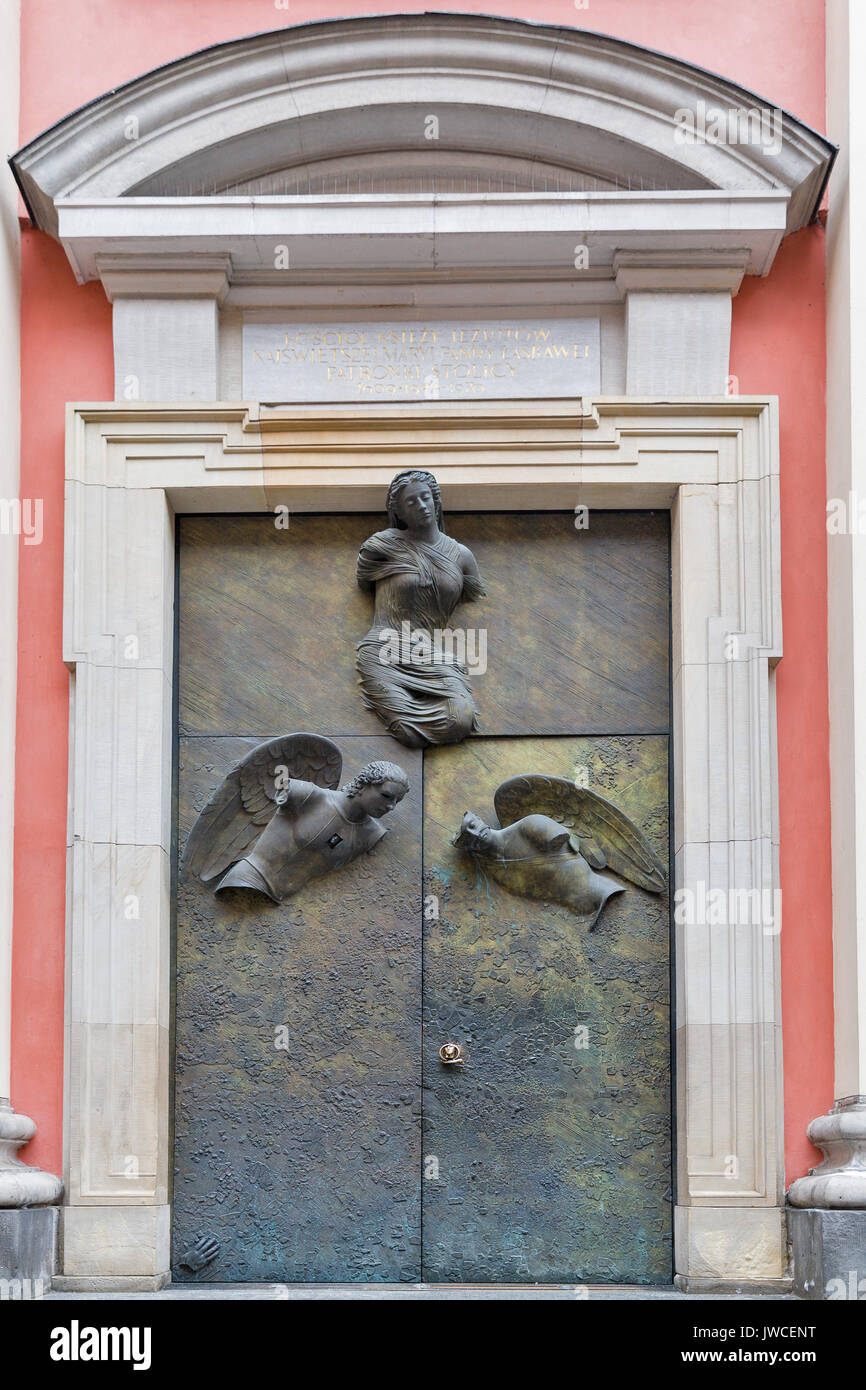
181,733,342,884
494,774,666,893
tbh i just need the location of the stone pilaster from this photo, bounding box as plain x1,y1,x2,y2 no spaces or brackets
97,254,231,402
614,251,748,396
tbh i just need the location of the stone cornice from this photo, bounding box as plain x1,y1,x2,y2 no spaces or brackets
56,191,788,288
11,13,834,275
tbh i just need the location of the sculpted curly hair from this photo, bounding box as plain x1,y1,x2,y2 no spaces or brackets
386,469,445,532
342,760,410,799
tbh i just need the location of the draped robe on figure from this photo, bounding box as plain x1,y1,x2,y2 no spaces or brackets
355,528,486,747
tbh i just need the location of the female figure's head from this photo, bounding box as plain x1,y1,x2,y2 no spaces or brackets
386,470,445,533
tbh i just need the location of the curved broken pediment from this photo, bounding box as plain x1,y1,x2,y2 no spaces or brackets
11,12,834,242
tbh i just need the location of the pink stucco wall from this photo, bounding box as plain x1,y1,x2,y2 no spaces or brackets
13,0,831,1186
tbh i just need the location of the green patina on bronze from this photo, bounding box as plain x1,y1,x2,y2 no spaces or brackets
423,736,671,1284
173,734,423,1283
177,515,385,738
173,511,671,1284
178,511,670,738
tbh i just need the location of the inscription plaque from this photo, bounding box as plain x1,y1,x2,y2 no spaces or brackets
242,317,601,402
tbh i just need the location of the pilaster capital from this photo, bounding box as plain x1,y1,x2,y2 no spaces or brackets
95,253,232,303
613,249,750,296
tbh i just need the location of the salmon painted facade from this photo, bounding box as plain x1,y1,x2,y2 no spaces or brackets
0,0,863,1299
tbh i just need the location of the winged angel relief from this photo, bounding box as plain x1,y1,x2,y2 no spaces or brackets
182,733,409,903
452,774,667,930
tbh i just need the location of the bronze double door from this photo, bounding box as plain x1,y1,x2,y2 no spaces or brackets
172,511,672,1284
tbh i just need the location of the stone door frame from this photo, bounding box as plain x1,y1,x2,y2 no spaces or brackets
59,395,783,1291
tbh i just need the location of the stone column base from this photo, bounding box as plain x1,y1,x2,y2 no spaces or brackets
52,1273,170,1293
675,1205,787,1285
675,1274,792,1296
0,1206,58,1292
59,1204,171,1288
789,1208,866,1300
0,1098,63,1207
787,1095,866,1208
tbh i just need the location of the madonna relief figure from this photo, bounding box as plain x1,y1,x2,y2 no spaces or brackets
355,470,486,748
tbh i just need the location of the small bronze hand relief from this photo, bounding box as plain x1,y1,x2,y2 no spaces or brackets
452,774,666,930
355,468,486,748
182,732,409,903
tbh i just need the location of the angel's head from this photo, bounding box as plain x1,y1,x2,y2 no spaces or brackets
386,470,444,533
451,810,494,853
342,760,409,819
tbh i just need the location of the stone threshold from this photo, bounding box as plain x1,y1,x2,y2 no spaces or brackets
44,1281,796,1301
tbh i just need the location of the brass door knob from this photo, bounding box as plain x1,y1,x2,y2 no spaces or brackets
439,1042,464,1065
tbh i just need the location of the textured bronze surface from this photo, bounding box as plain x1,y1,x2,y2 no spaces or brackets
423,736,671,1284
355,470,487,747
173,734,423,1284
461,509,669,734
174,511,672,1284
177,515,384,738
177,511,669,738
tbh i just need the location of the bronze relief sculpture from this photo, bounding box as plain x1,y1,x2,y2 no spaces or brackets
181,732,409,903
355,469,486,748
452,774,666,930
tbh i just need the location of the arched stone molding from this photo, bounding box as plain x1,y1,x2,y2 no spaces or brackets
11,13,833,235
8,15,835,402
